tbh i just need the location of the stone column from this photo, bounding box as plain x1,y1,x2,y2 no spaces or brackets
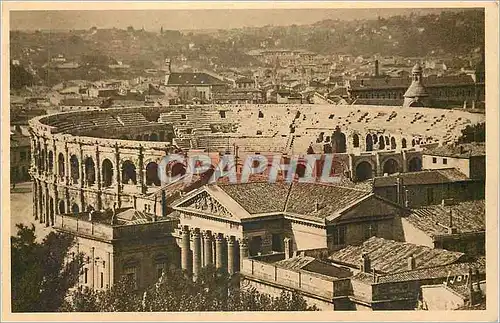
43,140,49,173
95,145,102,210
52,184,58,222
227,236,236,275
137,146,145,194
52,139,57,177
239,238,249,273
45,186,50,227
114,144,121,207
375,152,382,176
192,228,202,280
181,225,191,274
348,154,354,180
203,230,213,267
79,144,85,188
401,149,408,173
215,233,225,270
65,144,70,185
33,181,38,219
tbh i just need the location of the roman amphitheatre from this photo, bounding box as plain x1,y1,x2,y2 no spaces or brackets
29,103,484,226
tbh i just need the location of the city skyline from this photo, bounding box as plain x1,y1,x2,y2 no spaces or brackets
10,8,473,32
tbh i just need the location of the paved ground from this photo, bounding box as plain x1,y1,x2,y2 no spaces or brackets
10,181,52,240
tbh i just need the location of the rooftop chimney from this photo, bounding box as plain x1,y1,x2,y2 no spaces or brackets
407,254,416,270
361,252,371,273
315,201,320,212
447,210,458,234
284,237,293,259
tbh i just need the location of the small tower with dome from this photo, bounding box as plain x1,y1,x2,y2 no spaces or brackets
403,63,429,108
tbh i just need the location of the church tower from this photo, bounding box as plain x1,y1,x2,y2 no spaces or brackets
403,63,429,108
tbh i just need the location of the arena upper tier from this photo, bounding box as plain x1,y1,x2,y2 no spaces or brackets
29,104,484,226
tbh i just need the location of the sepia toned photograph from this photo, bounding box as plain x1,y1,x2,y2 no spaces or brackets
1,2,498,321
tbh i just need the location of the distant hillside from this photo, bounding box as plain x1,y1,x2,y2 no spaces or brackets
10,9,484,86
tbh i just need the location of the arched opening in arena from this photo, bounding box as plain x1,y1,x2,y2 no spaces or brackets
372,134,378,144
355,162,373,181
150,133,159,141
71,203,79,215
143,134,150,141
58,153,65,177
146,162,161,186
332,128,347,153
70,155,80,184
385,136,390,146
382,158,399,175
122,161,137,185
378,136,385,150
390,137,397,150
323,143,333,153
365,135,373,151
135,135,142,140
412,139,416,147
296,163,307,178
353,134,360,148
102,159,114,187
59,200,65,214
401,138,407,149
48,151,54,173
409,101,425,108
171,162,187,178
84,157,96,186
408,157,422,172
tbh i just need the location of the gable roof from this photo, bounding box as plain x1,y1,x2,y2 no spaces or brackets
405,200,485,237
372,168,470,187
423,143,486,158
329,237,464,274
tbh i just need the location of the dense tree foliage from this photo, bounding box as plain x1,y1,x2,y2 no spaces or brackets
458,122,485,143
62,265,319,312
10,63,34,89
11,224,82,312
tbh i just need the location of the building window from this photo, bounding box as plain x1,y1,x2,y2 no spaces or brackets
153,262,165,280
443,158,448,165
363,222,378,240
100,272,104,288
181,114,187,119
124,266,138,289
84,268,88,284
333,226,347,245
271,234,283,252
432,157,437,164
20,151,27,161
249,236,263,256
219,111,226,118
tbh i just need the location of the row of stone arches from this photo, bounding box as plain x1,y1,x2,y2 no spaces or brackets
354,156,423,182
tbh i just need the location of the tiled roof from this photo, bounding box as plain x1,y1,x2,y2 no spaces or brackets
372,168,470,187
166,72,226,86
404,80,429,98
350,74,475,91
423,143,486,158
218,181,371,219
286,183,370,219
219,181,290,214
378,257,485,283
60,98,104,106
274,256,352,279
405,200,485,237
329,237,464,274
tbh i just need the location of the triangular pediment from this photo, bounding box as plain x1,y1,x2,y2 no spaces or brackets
177,189,234,219
328,194,404,223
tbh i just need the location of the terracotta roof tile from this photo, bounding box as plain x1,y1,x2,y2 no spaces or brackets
329,237,464,274
406,200,485,236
